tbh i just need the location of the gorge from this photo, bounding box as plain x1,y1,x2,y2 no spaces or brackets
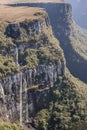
10,1,87,83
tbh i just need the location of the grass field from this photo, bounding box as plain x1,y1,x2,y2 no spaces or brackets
0,5,46,22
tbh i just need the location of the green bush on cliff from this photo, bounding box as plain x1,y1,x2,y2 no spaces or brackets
21,48,39,68
0,121,24,130
0,19,64,77
36,109,50,130
18,28,64,68
0,23,14,48
37,45,63,64
0,55,19,78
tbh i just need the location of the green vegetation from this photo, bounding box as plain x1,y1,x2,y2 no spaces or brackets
0,120,25,130
19,33,63,68
69,26,87,60
0,23,14,48
19,48,39,68
35,72,87,130
0,22,19,78
0,8,87,130
18,22,64,68
0,18,64,77
0,55,19,78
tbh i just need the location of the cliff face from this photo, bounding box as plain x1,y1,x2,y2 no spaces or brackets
47,3,87,83
17,2,87,83
46,3,87,83
0,9,65,124
0,5,87,130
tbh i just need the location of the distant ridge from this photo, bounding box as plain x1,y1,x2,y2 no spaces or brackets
0,0,64,4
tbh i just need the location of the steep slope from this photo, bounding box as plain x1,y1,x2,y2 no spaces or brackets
15,2,87,83
0,4,65,126
0,5,87,130
35,71,87,130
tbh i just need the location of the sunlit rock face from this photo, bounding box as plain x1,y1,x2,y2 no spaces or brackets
0,10,66,123
0,62,65,121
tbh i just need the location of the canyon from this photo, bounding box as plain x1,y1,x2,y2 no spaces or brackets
0,1,87,130
12,1,87,83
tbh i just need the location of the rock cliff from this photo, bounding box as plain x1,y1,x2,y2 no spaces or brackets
0,4,87,130
0,6,65,124
14,2,87,83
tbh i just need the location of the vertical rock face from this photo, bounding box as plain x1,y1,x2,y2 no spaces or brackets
0,5,87,130
12,3,72,38
0,11,66,123
0,63,65,121
5,16,50,39
21,2,87,83
44,2,87,83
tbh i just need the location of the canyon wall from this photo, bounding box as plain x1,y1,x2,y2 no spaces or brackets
11,2,87,83
0,11,66,124
0,4,87,130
